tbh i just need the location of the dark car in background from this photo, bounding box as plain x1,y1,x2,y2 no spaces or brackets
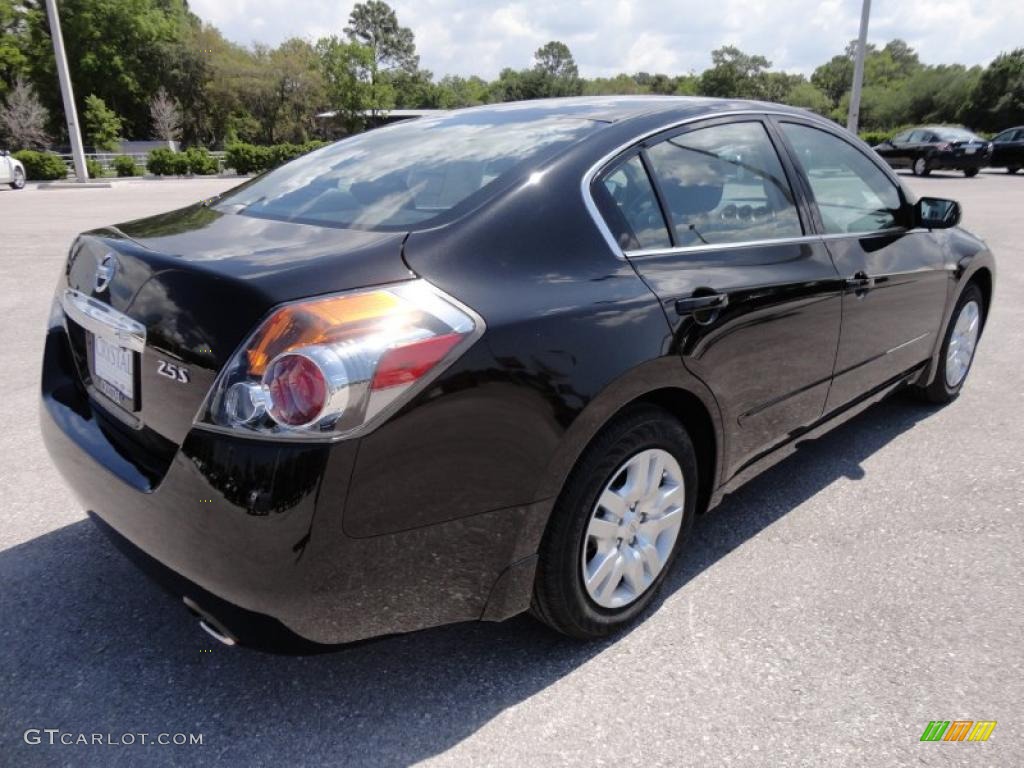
40,97,994,650
989,126,1024,174
874,126,991,176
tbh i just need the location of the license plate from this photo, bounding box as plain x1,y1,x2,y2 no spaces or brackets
94,334,135,401
965,145,977,154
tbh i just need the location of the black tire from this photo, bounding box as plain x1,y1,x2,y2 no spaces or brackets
964,167,979,178
912,283,985,404
10,167,25,190
1008,166,1020,175
531,405,698,639
912,156,930,177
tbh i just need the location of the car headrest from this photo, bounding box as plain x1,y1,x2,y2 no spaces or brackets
658,178,724,217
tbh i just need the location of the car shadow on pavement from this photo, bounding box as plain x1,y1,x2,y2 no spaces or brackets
1,393,939,767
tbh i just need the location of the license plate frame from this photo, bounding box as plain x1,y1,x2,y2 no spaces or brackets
965,145,977,155
88,331,139,411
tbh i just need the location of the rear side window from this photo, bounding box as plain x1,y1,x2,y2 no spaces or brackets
214,114,603,231
781,122,902,235
644,121,802,247
598,155,671,250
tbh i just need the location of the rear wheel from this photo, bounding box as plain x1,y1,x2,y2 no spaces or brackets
912,284,984,404
532,406,697,639
912,156,930,177
964,167,979,178
10,167,25,190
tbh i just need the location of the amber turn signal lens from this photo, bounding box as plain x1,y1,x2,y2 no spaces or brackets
245,291,403,375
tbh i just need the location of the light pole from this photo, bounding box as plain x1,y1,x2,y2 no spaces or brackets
846,0,871,133
44,0,88,181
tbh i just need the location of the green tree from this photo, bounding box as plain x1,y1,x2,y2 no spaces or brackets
22,0,195,139
964,49,1024,131
699,46,771,98
344,0,418,82
83,94,122,150
0,0,30,99
316,36,392,134
533,40,581,96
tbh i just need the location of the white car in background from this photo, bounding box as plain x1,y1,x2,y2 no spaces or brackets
1,150,26,189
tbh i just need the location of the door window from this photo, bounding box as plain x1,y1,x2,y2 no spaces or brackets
598,154,672,250
781,123,903,235
644,121,802,247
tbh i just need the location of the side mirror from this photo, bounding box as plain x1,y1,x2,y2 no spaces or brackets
915,197,961,229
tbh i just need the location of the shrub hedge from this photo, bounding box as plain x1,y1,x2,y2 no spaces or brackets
224,141,327,174
86,158,105,179
112,155,142,177
12,150,68,181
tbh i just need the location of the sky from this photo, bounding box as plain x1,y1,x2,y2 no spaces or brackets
188,0,1024,79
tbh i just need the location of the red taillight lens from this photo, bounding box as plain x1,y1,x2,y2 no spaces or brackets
371,333,464,390
265,354,328,426
198,280,484,440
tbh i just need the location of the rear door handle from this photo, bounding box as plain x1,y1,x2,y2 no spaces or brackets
675,293,729,315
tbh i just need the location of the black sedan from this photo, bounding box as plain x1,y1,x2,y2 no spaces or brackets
41,97,994,649
874,126,992,176
989,126,1024,173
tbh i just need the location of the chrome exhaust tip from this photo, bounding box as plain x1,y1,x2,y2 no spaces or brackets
183,596,238,647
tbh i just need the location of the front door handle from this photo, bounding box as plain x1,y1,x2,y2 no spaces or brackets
845,271,875,294
675,292,729,315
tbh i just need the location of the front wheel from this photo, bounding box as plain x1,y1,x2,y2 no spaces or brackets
10,167,25,190
531,406,697,639
912,157,930,177
912,284,985,404
964,167,979,178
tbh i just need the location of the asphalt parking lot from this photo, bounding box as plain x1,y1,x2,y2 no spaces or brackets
1,171,1022,767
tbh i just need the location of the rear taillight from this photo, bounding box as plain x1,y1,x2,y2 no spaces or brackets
196,280,484,440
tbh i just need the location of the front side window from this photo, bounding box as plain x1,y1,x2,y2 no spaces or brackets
598,155,671,250
214,113,603,231
644,121,802,247
993,129,1015,142
781,123,902,235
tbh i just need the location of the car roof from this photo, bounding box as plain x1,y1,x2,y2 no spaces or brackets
451,96,815,124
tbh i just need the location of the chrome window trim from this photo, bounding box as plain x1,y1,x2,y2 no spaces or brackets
582,108,907,260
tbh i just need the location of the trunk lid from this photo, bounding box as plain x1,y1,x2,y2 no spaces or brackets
60,204,412,463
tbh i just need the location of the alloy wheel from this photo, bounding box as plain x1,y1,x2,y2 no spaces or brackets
581,448,685,609
945,299,981,388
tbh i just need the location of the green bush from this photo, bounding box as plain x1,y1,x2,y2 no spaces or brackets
146,147,178,176
224,141,327,174
112,155,141,177
86,158,105,179
12,150,67,181
171,152,191,175
184,147,219,175
224,142,271,174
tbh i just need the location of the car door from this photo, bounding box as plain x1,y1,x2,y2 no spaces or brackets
878,131,912,168
776,119,950,412
994,128,1024,167
593,117,843,478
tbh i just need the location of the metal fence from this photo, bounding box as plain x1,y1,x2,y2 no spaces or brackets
57,151,230,177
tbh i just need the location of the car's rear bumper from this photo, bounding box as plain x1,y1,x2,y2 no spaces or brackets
41,326,550,647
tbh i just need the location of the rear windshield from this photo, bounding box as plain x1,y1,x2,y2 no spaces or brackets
214,112,604,231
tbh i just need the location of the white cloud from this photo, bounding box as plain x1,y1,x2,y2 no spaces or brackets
188,0,1024,78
